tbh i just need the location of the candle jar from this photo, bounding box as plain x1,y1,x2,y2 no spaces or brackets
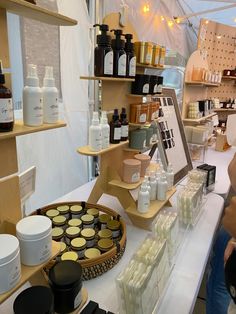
192,66,204,81
97,239,114,253
98,214,111,230
57,205,70,219
81,214,94,229
130,103,149,124
70,205,84,219
98,229,113,240
107,220,121,239
46,209,59,220
80,228,96,248
52,215,67,230
84,248,101,259
52,227,64,242
87,208,99,225
152,45,161,66
70,237,87,259
123,159,141,184
65,226,80,245
68,218,82,228
134,154,151,177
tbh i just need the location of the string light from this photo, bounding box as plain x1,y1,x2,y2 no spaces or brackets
143,4,150,13
161,16,165,21
205,20,209,24
168,20,174,27
176,18,181,24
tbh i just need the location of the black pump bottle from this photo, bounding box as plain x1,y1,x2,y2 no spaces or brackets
93,24,113,77
110,29,126,77
123,34,136,78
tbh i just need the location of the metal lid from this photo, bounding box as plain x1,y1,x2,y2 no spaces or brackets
87,208,99,217
98,229,112,239
71,237,86,250
46,209,59,218
107,220,121,230
52,227,64,238
81,228,95,239
81,214,94,223
52,215,66,225
65,226,80,237
70,205,83,213
99,214,111,224
98,239,113,251
68,218,82,227
84,248,101,259
57,205,70,213
61,251,78,261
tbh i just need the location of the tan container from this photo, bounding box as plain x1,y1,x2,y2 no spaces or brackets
148,102,159,121
159,46,166,66
134,41,141,63
134,154,151,177
130,103,149,124
122,159,141,184
152,45,161,66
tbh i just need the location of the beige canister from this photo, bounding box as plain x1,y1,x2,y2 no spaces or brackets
122,159,141,184
134,154,151,177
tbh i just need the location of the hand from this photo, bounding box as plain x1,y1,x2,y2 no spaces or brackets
223,196,236,238
228,153,236,192
224,238,236,264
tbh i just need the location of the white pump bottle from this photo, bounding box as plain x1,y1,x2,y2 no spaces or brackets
100,111,110,149
89,112,102,152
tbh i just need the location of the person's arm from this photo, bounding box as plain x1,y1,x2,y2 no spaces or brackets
223,197,236,238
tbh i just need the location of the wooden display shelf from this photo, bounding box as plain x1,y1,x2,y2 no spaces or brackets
126,187,176,230
80,76,134,82
108,178,144,190
0,0,77,26
185,81,220,87
183,113,216,123
136,63,164,69
123,141,158,153
222,76,236,80
214,108,236,112
77,141,129,156
0,241,61,304
0,121,66,140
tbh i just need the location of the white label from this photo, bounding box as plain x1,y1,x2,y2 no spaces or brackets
39,243,51,262
43,92,59,123
139,113,146,123
74,289,82,309
145,53,152,63
104,51,113,75
131,172,140,183
157,84,163,93
114,127,121,140
143,83,149,93
155,55,159,65
86,239,95,248
129,56,136,77
89,127,102,151
151,111,156,120
118,54,127,76
121,125,129,138
112,229,120,238
0,98,14,123
143,139,146,148
72,213,83,219
9,262,21,289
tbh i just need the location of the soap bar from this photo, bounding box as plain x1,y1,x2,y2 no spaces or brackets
80,301,99,314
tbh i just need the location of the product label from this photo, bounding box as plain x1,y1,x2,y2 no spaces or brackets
131,172,140,183
155,55,160,65
159,56,165,66
72,213,83,219
34,98,43,118
101,223,107,230
139,113,147,123
112,229,120,238
74,290,82,309
83,223,94,229
121,125,129,138
142,83,149,94
145,53,152,63
143,139,146,148
114,127,121,140
151,111,156,120
39,243,51,263
9,262,21,289
118,54,127,76
104,51,113,75
0,98,14,123
129,56,136,77
86,239,95,248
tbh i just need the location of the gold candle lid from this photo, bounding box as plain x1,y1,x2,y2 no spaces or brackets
52,227,64,238
107,220,120,230
70,205,83,213
99,214,111,224
57,205,70,214
60,242,67,253
61,251,78,261
46,209,59,219
68,218,82,227
71,237,86,250
84,248,101,259
81,214,94,223
52,215,67,225
65,226,80,237
87,208,99,217
81,228,95,239
98,229,112,239
98,239,113,251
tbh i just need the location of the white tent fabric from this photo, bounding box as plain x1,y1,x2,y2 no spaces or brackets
16,0,91,214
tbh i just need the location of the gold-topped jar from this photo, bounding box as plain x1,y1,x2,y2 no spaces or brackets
143,42,153,65
70,205,83,219
97,239,114,252
81,214,94,229
52,215,67,230
65,226,80,245
61,251,78,262
134,41,141,63
56,242,67,261
99,214,111,230
87,208,99,224
84,248,101,259
152,44,161,66
46,209,59,220
57,205,70,219
98,229,112,240
80,228,96,248
52,227,64,242
159,46,166,67
71,237,86,259
68,218,82,228
107,220,121,239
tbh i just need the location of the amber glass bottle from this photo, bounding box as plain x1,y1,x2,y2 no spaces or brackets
0,62,14,132
110,109,121,144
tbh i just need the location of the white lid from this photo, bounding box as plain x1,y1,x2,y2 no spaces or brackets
43,66,55,87
92,112,100,126
16,216,52,240
0,234,19,264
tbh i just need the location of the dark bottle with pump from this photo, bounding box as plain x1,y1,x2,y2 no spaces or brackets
111,30,126,77
120,107,129,141
93,24,113,77
123,34,136,78
0,61,14,132
110,109,121,144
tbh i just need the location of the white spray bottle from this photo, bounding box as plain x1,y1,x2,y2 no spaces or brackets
89,112,102,151
100,111,110,149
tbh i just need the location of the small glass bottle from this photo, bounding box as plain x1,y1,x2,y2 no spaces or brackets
120,107,129,141
110,109,121,144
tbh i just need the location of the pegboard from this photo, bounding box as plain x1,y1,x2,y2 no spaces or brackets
198,19,236,101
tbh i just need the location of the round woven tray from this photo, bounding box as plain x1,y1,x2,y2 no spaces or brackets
34,201,126,280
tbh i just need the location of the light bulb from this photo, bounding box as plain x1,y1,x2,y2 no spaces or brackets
205,20,209,24
168,21,174,27
143,4,150,13
161,16,165,21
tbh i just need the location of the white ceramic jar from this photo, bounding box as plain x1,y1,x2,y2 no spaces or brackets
0,234,21,294
16,216,52,266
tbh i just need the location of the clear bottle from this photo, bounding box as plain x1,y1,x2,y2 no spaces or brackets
149,172,157,201
137,183,150,213
110,109,121,144
0,61,14,132
157,174,168,201
166,163,174,190
23,64,43,126
100,111,110,149
89,112,102,151
120,107,129,141
42,66,59,124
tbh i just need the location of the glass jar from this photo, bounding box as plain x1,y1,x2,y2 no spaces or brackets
134,41,141,63
65,226,80,245
159,46,166,66
52,227,64,242
68,218,82,228
192,67,204,82
130,103,149,124
84,248,101,259
70,205,83,219
57,205,70,219
81,214,94,229
70,237,86,259
152,45,161,66
144,42,153,65
107,220,121,239
99,214,112,230
61,251,78,262
86,208,99,225
98,229,113,240
80,228,95,248
97,239,114,253
46,209,59,220
52,215,67,230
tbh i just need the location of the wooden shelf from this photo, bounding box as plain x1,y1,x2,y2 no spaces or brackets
214,108,236,112
129,122,152,127
0,0,77,26
77,141,129,156
222,76,236,80
127,94,163,98
80,76,134,82
108,178,144,190
123,141,158,153
0,121,66,140
183,113,216,123
185,81,220,87
136,63,164,70
0,241,61,304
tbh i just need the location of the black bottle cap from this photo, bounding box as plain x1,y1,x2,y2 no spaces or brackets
0,61,5,84
111,29,125,49
113,108,119,120
123,33,134,52
120,107,127,119
93,24,111,45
